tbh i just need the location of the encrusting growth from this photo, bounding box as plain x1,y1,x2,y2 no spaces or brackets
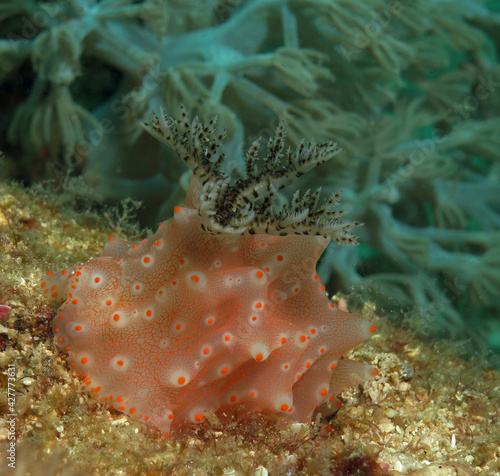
42,110,377,438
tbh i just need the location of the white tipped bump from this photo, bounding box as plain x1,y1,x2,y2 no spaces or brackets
171,321,185,334
250,269,267,285
275,253,286,264
131,281,145,295
248,314,260,326
308,326,318,338
100,295,117,308
362,320,377,339
155,287,168,302
200,344,213,358
217,363,231,376
253,300,264,311
109,311,129,328
317,345,328,356
171,370,190,388
143,308,155,320
213,259,223,269
317,383,330,401
281,363,291,372
190,407,206,424
295,331,309,348
186,271,207,290
275,394,293,413
141,254,154,268
110,355,131,372
65,321,86,337
54,330,69,347
90,272,105,288
158,337,171,349
250,343,270,362
173,206,190,222
221,333,233,346
75,353,95,370
205,315,216,326
159,408,174,430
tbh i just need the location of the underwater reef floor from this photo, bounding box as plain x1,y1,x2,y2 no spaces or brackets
0,180,499,475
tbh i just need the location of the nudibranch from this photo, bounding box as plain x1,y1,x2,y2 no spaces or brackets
43,109,377,437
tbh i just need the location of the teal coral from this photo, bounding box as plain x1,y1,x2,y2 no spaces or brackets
1,0,500,347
